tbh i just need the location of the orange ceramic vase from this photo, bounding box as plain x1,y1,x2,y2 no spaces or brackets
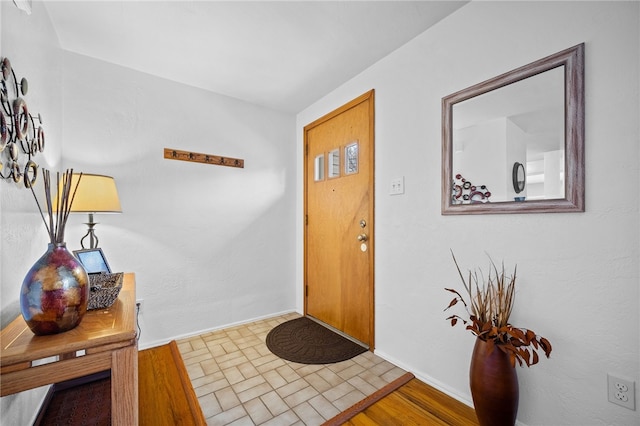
469,338,519,426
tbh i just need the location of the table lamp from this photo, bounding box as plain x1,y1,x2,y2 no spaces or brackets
66,173,122,249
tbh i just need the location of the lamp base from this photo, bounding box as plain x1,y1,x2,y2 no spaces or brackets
81,213,99,249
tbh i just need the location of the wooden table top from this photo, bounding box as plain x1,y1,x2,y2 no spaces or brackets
1,273,136,369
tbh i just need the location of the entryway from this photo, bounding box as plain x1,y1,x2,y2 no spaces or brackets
303,90,375,349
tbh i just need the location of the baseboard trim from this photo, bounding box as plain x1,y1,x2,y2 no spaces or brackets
138,309,298,350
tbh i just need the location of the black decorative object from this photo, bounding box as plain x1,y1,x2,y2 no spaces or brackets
1,57,45,186
512,162,525,194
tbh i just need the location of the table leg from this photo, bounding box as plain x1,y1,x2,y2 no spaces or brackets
111,343,139,425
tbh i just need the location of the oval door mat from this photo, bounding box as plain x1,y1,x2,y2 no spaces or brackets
266,316,367,364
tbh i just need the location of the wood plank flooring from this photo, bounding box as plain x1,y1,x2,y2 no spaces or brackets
144,338,477,426
340,378,479,426
139,341,206,426
37,327,476,426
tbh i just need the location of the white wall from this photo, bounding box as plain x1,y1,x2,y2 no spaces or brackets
2,1,639,425
0,2,64,424
59,51,297,347
0,1,64,324
455,117,509,199
297,2,638,425
1,1,296,423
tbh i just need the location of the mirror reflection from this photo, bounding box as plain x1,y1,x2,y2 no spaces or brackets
442,43,584,215
452,66,565,203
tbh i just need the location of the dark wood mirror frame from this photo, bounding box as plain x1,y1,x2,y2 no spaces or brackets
442,43,585,215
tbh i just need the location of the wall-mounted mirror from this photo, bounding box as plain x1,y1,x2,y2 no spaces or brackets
442,43,584,214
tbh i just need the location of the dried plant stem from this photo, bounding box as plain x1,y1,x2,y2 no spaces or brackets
445,251,552,367
29,168,82,244
452,252,516,329
28,172,52,239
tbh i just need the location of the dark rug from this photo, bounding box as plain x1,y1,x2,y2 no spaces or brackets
36,372,111,426
266,316,367,364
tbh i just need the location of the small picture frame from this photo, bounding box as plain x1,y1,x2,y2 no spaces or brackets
73,248,112,274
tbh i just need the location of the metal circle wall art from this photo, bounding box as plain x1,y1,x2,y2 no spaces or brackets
1,57,46,187
452,174,492,204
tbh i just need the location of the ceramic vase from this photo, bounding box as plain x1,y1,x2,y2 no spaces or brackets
20,243,89,335
469,338,519,426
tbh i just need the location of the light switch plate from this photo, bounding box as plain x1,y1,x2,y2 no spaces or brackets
390,177,405,195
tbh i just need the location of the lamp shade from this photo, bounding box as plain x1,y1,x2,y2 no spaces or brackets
66,173,122,213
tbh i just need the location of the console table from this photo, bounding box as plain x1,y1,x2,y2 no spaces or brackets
1,273,138,424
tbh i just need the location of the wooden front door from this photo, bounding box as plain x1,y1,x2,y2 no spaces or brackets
304,90,374,348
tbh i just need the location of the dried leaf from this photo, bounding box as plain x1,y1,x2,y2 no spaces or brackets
509,328,526,341
525,329,536,342
510,352,519,367
532,350,539,366
445,251,552,368
540,337,553,357
446,298,458,310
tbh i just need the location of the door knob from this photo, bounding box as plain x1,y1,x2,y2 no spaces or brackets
357,233,368,242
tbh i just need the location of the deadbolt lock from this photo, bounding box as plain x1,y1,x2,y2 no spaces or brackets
360,219,367,228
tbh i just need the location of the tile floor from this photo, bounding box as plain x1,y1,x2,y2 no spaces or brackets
177,312,407,426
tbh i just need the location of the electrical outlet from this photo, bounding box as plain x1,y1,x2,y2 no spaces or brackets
136,299,144,315
608,374,635,410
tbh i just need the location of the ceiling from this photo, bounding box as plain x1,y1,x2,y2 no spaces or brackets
43,1,468,113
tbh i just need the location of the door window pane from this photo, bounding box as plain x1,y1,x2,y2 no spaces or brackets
328,148,340,178
314,154,324,181
345,142,358,175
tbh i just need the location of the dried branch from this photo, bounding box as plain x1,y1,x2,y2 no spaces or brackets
444,251,552,367
29,168,82,244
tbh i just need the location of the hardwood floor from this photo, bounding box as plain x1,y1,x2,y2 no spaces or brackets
39,339,476,426
36,341,205,426
139,341,206,426
337,378,479,426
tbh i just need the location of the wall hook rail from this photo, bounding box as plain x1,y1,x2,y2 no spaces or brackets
163,148,244,169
